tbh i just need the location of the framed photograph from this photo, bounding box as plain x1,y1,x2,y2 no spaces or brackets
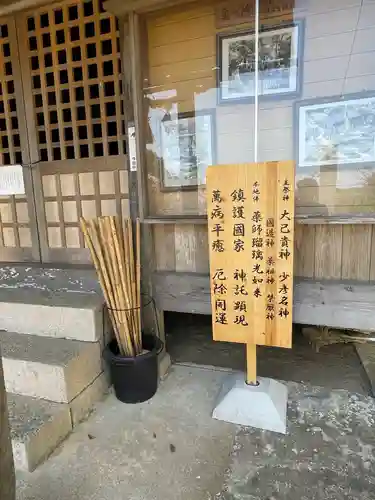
217,21,303,104
160,111,215,191
295,93,375,168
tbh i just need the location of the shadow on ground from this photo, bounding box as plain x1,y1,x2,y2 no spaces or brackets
165,312,371,395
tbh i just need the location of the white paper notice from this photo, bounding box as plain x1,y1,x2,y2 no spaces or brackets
127,126,137,171
0,165,25,196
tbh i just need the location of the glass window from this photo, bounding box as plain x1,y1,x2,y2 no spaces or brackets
140,0,375,219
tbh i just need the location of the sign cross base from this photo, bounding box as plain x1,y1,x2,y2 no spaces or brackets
212,372,288,434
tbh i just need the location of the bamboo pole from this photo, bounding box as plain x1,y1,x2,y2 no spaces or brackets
80,218,124,355
124,219,138,340
80,215,142,357
126,219,140,348
126,220,138,349
110,217,137,355
135,218,142,352
89,218,128,354
101,217,134,357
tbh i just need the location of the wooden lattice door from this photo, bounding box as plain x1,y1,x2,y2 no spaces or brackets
0,18,40,262
14,0,129,264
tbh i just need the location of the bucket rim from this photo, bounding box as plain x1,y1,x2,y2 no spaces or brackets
104,334,163,362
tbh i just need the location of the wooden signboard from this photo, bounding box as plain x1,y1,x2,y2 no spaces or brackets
215,0,295,28
207,161,294,379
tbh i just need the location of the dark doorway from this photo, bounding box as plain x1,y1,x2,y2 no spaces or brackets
164,311,371,395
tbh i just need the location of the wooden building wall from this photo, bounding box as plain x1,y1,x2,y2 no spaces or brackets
146,0,375,283
153,224,375,281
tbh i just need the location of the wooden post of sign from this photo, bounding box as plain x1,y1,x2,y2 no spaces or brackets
246,344,257,385
207,161,295,433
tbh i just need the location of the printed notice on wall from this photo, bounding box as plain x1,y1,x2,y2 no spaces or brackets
127,126,137,172
206,161,295,348
0,165,25,196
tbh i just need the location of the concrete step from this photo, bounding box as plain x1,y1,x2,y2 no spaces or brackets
7,392,72,472
0,331,102,403
0,288,105,342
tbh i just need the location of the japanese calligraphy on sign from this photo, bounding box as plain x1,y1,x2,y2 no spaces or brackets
207,161,294,348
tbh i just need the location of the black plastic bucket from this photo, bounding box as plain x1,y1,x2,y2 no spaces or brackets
104,334,163,404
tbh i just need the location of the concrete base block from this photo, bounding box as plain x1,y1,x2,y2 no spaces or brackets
69,372,109,426
212,372,288,434
8,393,72,472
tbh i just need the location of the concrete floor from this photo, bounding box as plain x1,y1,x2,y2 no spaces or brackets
16,365,375,500
16,366,236,500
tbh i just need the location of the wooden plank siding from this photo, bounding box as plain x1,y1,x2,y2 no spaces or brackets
154,223,375,282
153,270,375,331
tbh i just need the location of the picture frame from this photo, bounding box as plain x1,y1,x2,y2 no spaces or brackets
217,21,304,104
295,92,375,168
159,110,216,191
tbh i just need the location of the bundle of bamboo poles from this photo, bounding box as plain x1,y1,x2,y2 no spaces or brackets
80,216,142,357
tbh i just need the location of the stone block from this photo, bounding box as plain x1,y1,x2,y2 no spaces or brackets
0,289,104,342
69,372,109,426
7,393,72,472
1,331,102,403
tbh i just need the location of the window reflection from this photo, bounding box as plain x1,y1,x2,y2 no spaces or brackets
141,0,375,218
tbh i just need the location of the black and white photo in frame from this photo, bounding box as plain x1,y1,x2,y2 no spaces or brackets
295,93,375,168
160,111,215,190
217,21,303,104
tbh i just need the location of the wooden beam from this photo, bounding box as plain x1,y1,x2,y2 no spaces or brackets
246,344,257,385
104,0,194,16
139,215,375,226
297,214,375,225
0,0,55,16
128,12,148,221
123,14,170,373
152,271,375,332
153,271,211,315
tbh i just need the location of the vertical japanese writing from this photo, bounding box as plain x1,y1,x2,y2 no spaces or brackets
265,256,275,285
233,268,248,325
251,181,264,299
251,210,263,263
212,268,228,324
252,181,260,202
278,271,290,319
282,179,291,201
278,177,292,319
210,189,224,253
266,293,275,320
231,189,246,253
279,209,291,260
207,161,294,348
265,217,275,248
231,189,249,325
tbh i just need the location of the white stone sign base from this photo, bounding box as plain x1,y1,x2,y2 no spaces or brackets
212,372,288,434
